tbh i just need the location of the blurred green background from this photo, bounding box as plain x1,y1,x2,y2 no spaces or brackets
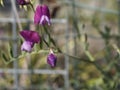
0,0,119,90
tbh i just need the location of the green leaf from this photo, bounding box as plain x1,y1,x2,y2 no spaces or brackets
85,51,95,61
43,26,62,52
40,38,43,49
34,44,40,52
8,43,14,58
9,46,13,58
1,52,9,64
0,0,4,6
112,44,120,55
30,0,35,4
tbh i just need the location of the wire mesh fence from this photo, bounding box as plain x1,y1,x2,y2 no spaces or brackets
0,0,119,90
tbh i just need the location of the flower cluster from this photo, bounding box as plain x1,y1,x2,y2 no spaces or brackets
17,0,57,67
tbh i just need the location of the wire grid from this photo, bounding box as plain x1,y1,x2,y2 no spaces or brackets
0,0,69,90
0,0,119,90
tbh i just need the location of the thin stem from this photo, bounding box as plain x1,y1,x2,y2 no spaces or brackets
6,50,49,64
43,26,62,52
42,38,50,47
62,51,106,75
39,25,50,48
30,3,35,13
11,0,23,31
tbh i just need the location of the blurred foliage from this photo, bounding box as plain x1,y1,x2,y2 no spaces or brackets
0,0,119,90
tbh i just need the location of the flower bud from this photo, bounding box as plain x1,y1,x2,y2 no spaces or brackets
47,49,57,68
34,5,51,25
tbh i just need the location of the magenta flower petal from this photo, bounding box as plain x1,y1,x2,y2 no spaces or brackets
17,0,30,5
40,15,50,25
34,5,42,24
47,53,57,68
21,41,34,52
42,5,50,19
34,5,51,25
41,5,51,25
20,30,40,43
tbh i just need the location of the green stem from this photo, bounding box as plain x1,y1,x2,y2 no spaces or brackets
63,52,106,75
40,26,50,48
30,3,35,12
6,50,49,64
43,26,62,52
42,38,50,47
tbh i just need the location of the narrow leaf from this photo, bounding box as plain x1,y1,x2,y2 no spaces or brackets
85,51,95,61
8,43,14,58
0,0,4,6
10,47,13,58
2,52,9,64
112,44,120,55
40,38,43,49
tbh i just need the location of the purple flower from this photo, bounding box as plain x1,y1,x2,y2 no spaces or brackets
21,41,34,52
20,30,40,52
34,5,51,25
47,50,57,68
20,30,40,43
16,0,30,5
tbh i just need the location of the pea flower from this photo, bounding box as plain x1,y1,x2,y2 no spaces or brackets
47,49,57,68
34,5,51,25
21,41,34,52
16,0,30,5
20,30,40,52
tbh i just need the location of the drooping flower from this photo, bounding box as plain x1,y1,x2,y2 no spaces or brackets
34,5,51,25
20,30,40,43
47,49,57,68
20,30,40,52
16,0,30,5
